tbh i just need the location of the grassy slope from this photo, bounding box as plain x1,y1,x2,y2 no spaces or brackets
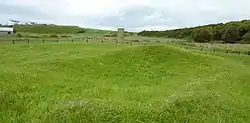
14,24,112,35
14,24,83,34
0,44,250,122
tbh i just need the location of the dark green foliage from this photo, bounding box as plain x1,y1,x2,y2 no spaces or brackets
238,26,248,37
124,31,135,36
192,29,212,42
104,32,117,37
77,29,86,33
139,19,250,43
49,34,59,38
241,32,250,43
61,35,71,38
212,29,222,40
221,25,240,43
16,33,22,37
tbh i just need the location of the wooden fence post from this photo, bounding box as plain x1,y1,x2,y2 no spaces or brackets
116,39,118,45
43,38,45,44
28,39,30,44
130,40,133,45
12,40,15,44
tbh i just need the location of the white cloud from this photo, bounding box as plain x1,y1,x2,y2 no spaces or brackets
1,0,250,31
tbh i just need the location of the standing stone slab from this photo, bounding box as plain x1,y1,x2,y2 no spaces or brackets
117,28,124,44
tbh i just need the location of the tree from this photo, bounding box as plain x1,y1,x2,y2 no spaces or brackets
137,19,250,44
221,26,240,43
191,29,212,43
78,29,86,33
241,32,250,44
212,29,222,40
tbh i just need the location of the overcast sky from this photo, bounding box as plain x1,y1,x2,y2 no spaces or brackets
1,0,250,31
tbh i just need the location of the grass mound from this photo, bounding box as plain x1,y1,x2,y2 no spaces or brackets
1,44,250,122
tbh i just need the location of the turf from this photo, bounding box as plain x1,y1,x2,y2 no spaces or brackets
1,43,250,122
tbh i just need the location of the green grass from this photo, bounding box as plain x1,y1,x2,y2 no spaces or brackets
14,24,83,34
1,43,250,122
82,28,113,36
13,24,113,36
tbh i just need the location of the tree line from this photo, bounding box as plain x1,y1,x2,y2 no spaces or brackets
138,20,250,43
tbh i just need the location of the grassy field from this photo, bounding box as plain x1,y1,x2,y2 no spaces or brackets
14,24,84,34
13,24,114,37
1,42,250,122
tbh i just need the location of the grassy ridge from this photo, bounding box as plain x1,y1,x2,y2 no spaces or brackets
13,24,113,35
1,44,250,122
14,24,83,34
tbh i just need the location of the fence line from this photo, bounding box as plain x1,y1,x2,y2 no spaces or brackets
1,37,250,56
179,42,250,56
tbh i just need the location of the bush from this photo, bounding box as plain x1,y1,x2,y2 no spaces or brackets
104,34,110,37
104,33,117,37
61,35,71,38
16,33,23,37
212,30,222,40
78,29,86,33
30,35,41,38
191,29,212,43
222,26,240,43
49,34,59,38
241,32,250,43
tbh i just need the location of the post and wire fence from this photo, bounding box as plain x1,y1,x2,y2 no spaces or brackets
1,36,250,56
0,36,141,45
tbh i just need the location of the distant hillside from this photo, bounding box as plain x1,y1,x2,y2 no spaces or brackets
138,19,250,43
14,24,84,34
13,24,113,35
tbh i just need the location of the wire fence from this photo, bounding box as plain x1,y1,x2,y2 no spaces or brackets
0,36,250,55
176,42,250,56
0,36,164,46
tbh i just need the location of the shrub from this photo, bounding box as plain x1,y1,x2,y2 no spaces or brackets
111,33,117,37
191,29,212,43
30,35,41,38
104,34,110,37
212,30,222,40
132,40,139,42
241,32,250,43
61,35,71,38
222,26,240,43
49,34,59,38
78,29,86,33
16,33,23,37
